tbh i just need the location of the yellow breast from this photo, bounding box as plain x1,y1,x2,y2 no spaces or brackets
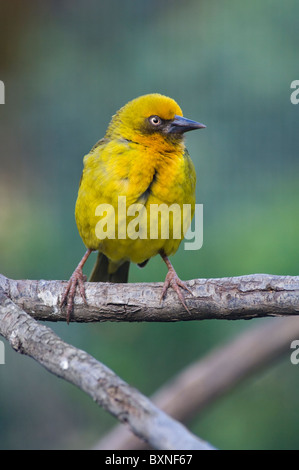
75,138,196,264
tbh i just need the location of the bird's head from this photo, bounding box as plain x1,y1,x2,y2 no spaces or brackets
105,94,205,149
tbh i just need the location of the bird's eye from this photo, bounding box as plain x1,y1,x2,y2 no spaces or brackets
149,115,162,126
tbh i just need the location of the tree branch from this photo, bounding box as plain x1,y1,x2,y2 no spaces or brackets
1,272,298,449
1,273,299,322
95,316,299,449
0,285,215,451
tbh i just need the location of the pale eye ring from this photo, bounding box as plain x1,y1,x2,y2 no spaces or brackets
149,115,162,126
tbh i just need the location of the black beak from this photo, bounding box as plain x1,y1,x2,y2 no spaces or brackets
168,114,206,134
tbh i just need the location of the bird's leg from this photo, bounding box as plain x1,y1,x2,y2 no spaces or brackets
60,248,92,323
160,252,192,313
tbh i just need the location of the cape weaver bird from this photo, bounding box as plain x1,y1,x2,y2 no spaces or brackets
61,93,205,322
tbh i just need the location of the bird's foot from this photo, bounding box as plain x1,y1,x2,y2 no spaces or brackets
60,268,88,324
60,249,92,324
160,268,192,314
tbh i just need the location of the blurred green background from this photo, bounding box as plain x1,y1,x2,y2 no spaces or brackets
1,0,299,450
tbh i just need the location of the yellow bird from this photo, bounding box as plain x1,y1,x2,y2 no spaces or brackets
61,93,205,322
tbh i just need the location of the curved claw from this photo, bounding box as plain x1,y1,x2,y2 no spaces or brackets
60,268,87,324
60,249,92,324
160,269,192,314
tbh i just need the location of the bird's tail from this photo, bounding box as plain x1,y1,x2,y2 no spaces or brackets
89,252,130,283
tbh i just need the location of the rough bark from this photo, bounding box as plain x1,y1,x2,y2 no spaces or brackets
95,316,299,449
1,272,299,450
0,273,299,323
0,285,215,451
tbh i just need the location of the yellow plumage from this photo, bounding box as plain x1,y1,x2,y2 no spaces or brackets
62,93,205,322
